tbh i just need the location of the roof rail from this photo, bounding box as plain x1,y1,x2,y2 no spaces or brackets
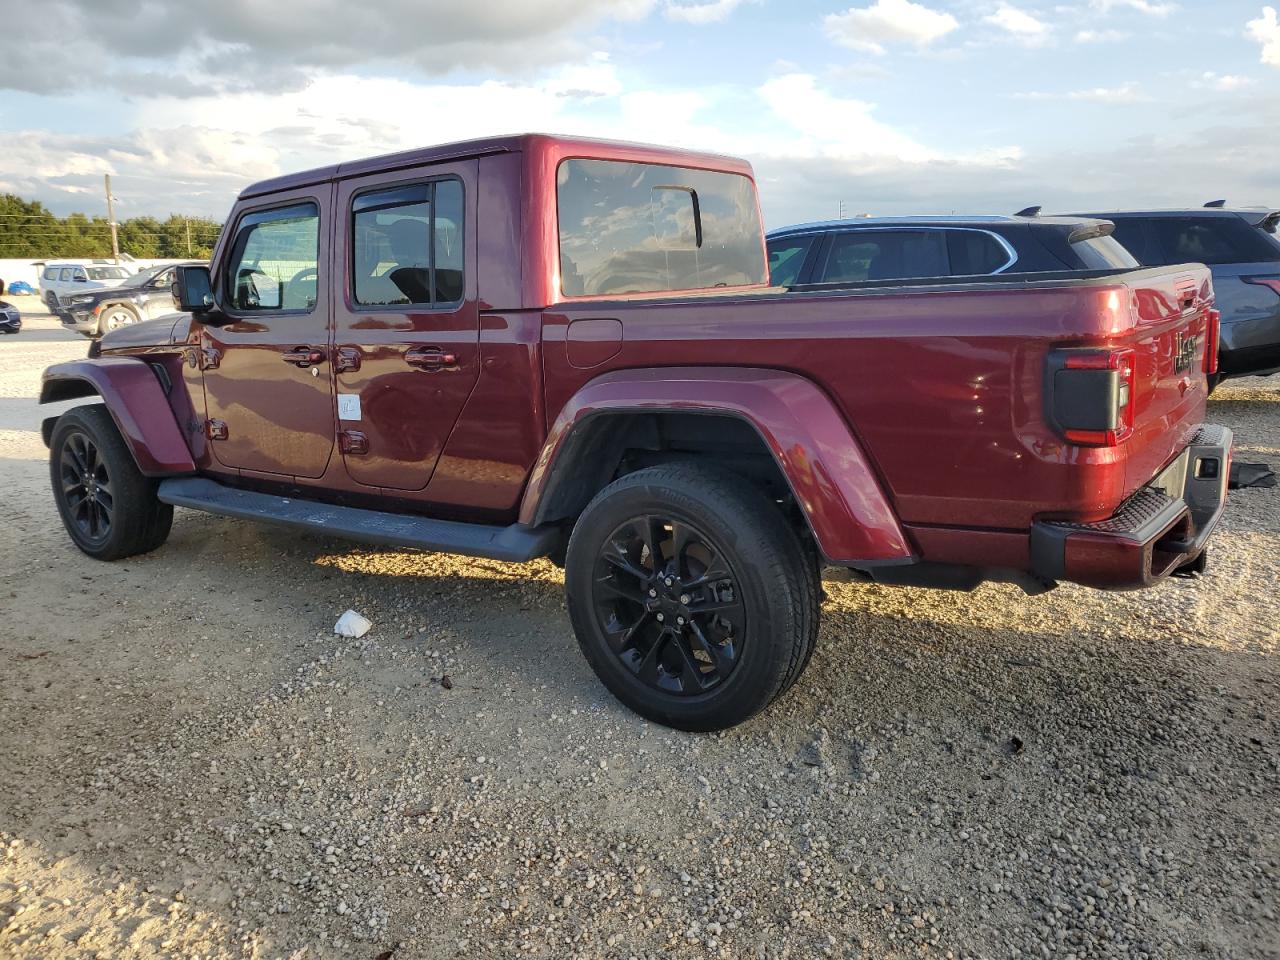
1015,205,1041,218
1204,199,1227,208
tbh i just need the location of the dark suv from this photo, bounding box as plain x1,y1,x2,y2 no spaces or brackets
1065,205,1280,382
765,215,1137,289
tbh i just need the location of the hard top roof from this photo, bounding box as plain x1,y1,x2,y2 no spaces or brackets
238,133,755,200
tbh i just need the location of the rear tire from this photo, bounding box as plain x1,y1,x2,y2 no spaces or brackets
565,463,819,732
49,404,173,561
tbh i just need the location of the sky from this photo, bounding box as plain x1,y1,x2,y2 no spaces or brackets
0,0,1276,228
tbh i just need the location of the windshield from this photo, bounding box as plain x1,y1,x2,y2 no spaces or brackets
86,266,130,281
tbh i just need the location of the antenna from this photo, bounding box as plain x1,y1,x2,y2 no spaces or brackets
1015,205,1041,218
1204,199,1227,208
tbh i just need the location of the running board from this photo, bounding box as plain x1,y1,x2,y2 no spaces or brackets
156,477,558,563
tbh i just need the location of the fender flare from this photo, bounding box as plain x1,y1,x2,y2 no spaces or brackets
519,367,913,565
40,357,196,476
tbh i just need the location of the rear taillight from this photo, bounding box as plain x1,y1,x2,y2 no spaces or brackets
1047,347,1136,447
1203,308,1220,375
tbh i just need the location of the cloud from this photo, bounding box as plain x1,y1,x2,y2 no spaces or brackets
664,0,748,23
824,0,960,54
1074,28,1128,42
984,4,1051,43
0,0,658,97
1018,81,1149,103
1088,0,1175,14
1194,72,1255,92
1248,6,1280,66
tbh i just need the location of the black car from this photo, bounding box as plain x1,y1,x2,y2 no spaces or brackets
765,214,1137,289
1063,204,1280,383
55,261,205,339
0,300,20,334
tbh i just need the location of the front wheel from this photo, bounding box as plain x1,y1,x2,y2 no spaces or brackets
97,304,139,336
565,463,819,731
49,404,173,561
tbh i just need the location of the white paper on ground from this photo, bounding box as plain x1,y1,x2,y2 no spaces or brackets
334,609,372,638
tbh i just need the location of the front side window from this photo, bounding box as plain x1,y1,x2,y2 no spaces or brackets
821,230,948,284
766,235,815,287
352,178,464,307
58,268,72,281
225,202,320,312
556,159,766,297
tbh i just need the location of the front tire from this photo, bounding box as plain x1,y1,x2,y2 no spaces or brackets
565,463,819,732
97,304,139,336
49,404,173,561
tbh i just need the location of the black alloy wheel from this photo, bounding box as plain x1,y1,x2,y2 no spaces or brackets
592,515,745,696
59,430,114,545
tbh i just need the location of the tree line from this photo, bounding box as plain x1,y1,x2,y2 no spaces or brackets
0,194,223,260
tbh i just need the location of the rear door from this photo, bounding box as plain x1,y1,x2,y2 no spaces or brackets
199,187,336,478
332,162,480,491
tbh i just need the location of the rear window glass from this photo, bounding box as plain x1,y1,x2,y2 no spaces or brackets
1070,235,1139,270
946,231,1011,275
1150,217,1280,265
556,159,766,297
820,230,948,283
766,235,815,287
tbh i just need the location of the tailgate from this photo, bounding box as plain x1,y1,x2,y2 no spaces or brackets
1119,265,1214,497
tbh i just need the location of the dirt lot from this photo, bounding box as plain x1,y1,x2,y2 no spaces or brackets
1,297,1277,960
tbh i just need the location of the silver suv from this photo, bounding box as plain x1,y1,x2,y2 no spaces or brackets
38,260,133,309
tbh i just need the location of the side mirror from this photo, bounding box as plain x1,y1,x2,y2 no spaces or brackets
73,275,87,283
173,264,214,314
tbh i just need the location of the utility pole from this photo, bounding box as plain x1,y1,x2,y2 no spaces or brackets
186,219,192,257
104,174,120,263
837,200,848,219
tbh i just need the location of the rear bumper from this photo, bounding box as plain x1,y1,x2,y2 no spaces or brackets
1030,425,1232,589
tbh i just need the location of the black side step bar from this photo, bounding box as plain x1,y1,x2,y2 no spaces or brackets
157,477,558,563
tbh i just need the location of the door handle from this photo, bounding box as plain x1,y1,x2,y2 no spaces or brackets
405,346,457,370
282,346,326,367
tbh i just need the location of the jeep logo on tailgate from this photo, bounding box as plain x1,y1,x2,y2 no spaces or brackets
1174,332,1198,373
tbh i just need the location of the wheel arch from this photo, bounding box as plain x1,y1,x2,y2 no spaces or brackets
520,367,913,565
40,358,196,476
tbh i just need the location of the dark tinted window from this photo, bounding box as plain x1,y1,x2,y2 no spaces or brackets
1070,235,1138,270
946,230,1011,275
821,230,948,283
226,202,319,312
1150,216,1280,265
557,159,766,297
352,178,464,307
1107,219,1159,265
766,235,815,286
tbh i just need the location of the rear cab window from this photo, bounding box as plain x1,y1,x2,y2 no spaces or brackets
556,159,766,297
225,203,320,312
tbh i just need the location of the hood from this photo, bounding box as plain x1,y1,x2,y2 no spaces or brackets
98,313,188,352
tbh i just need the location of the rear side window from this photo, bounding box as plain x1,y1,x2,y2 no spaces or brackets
556,159,766,297
820,230,948,283
766,235,815,287
43,267,58,280
946,231,1011,275
352,178,464,307
1070,235,1138,270
225,202,320,312
1149,217,1280,265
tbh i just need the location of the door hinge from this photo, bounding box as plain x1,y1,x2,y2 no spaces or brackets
335,346,362,373
339,430,369,455
200,347,221,370
205,419,229,441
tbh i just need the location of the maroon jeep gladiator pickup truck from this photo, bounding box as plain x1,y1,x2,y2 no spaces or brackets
41,134,1231,731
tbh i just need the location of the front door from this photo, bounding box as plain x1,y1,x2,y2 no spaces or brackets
199,188,336,479
140,267,178,320
332,165,479,491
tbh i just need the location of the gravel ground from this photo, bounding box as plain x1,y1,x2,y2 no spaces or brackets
1,297,1277,960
